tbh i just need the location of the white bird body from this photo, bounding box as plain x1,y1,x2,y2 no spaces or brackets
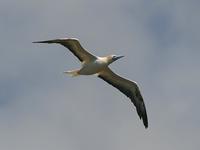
78,57,108,75
33,38,148,128
64,56,111,76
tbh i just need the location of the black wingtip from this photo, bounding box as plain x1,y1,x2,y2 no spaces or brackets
142,109,148,129
32,40,51,43
32,39,62,44
139,114,148,129
32,41,39,43
136,101,148,129
143,117,148,129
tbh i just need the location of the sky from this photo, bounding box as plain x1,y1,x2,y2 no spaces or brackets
0,0,200,150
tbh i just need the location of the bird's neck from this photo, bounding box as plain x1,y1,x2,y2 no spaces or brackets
97,56,112,65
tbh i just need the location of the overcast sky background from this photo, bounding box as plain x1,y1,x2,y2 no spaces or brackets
0,0,200,150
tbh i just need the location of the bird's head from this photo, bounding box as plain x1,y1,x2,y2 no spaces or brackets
107,55,124,64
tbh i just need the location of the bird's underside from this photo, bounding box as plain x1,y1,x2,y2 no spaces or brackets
33,38,148,128
65,62,106,77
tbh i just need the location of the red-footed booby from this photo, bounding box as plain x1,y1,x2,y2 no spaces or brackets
33,38,148,128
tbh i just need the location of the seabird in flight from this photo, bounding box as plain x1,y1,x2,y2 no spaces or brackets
33,38,148,128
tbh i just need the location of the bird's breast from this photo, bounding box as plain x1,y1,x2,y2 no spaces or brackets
79,60,107,75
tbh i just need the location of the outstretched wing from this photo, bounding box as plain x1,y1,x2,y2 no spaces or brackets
33,38,96,62
98,67,148,128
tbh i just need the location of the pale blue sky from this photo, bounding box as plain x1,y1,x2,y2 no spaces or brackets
0,0,200,150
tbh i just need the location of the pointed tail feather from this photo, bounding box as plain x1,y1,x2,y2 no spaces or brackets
64,70,80,77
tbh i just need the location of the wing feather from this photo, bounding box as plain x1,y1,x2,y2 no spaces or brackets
33,38,96,62
98,68,148,128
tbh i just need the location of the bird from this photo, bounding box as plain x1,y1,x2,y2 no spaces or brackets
33,38,148,128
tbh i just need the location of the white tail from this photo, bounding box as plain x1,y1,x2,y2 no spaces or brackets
64,70,80,77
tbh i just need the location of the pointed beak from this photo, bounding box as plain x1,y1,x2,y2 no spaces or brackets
115,55,124,60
